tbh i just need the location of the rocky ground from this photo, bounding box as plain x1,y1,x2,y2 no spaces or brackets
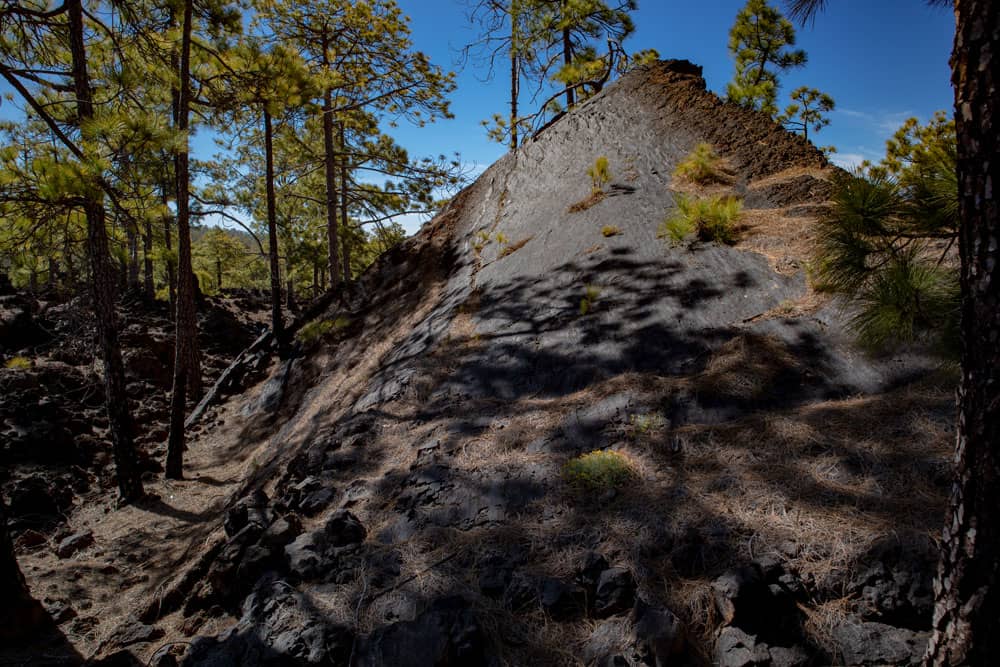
2,61,956,666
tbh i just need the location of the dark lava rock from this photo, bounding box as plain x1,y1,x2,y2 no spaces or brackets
845,535,936,629
183,577,354,666
715,627,810,667
56,530,94,558
538,577,587,620
109,618,165,647
354,596,489,667
223,490,272,538
831,620,929,666
584,598,688,666
576,551,610,590
85,650,144,666
595,567,637,618
324,509,367,547
284,531,326,580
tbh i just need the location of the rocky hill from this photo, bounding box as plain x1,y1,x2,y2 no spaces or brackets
5,60,954,666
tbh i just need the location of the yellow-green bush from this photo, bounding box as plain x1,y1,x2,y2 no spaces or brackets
563,449,636,492
579,284,601,315
4,356,31,370
587,156,612,194
296,316,350,344
601,225,621,237
659,194,743,245
673,142,724,184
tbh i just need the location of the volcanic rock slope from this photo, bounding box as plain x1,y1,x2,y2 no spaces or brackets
179,61,952,666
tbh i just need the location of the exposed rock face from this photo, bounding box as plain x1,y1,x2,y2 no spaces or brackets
164,60,947,666
183,577,354,666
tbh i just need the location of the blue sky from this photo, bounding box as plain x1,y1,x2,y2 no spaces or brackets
0,1,956,235
390,0,954,204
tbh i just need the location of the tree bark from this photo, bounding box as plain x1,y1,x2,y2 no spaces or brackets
339,122,351,284
162,185,176,313
126,224,140,292
67,0,143,503
263,107,284,345
510,0,519,150
321,38,341,290
166,0,198,480
562,25,574,108
0,493,45,642
143,217,155,301
924,1,1000,664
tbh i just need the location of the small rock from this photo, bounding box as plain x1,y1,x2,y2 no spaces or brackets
323,509,366,546
111,618,165,647
56,530,94,558
538,577,586,620
831,620,929,666
595,567,636,617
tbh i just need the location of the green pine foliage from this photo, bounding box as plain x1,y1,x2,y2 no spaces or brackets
777,86,835,141
813,113,959,352
726,0,807,116
660,194,743,246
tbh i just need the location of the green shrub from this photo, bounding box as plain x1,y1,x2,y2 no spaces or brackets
659,194,743,245
587,156,612,194
473,230,492,254
601,225,621,237
673,142,724,184
579,284,601,315
297,316,350,344
4,356,31,370
563,449,636,492
629,412,665,437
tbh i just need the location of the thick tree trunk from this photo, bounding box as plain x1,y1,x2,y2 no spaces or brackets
166,0,198,480
68,0,143,503
339,123,351,284
0,493,45,642
322,81,341,291
924,2,1000,664
143,218,155,301
263,108,284,345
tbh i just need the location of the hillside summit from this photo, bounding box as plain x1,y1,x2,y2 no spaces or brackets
11,60,952,666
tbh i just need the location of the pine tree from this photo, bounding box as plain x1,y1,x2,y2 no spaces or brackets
727,0,806,116
777,86,835,141
787,1,1000,660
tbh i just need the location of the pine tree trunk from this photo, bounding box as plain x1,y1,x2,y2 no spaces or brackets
263,108,284,345
924,2,1000,663
162,187,176,313
166,0,198,480
510,0,519,150
561,0,574,109
143,218,155,301
0,493,44,641
126,224,140,292
339,123,351,284
68,0,143,503
323,90,341,290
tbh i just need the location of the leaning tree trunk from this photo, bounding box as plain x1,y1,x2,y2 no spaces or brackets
0,493,44,642
68,0,143,502
263,107,284,346
924,1,1000,664
166,0,198,480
